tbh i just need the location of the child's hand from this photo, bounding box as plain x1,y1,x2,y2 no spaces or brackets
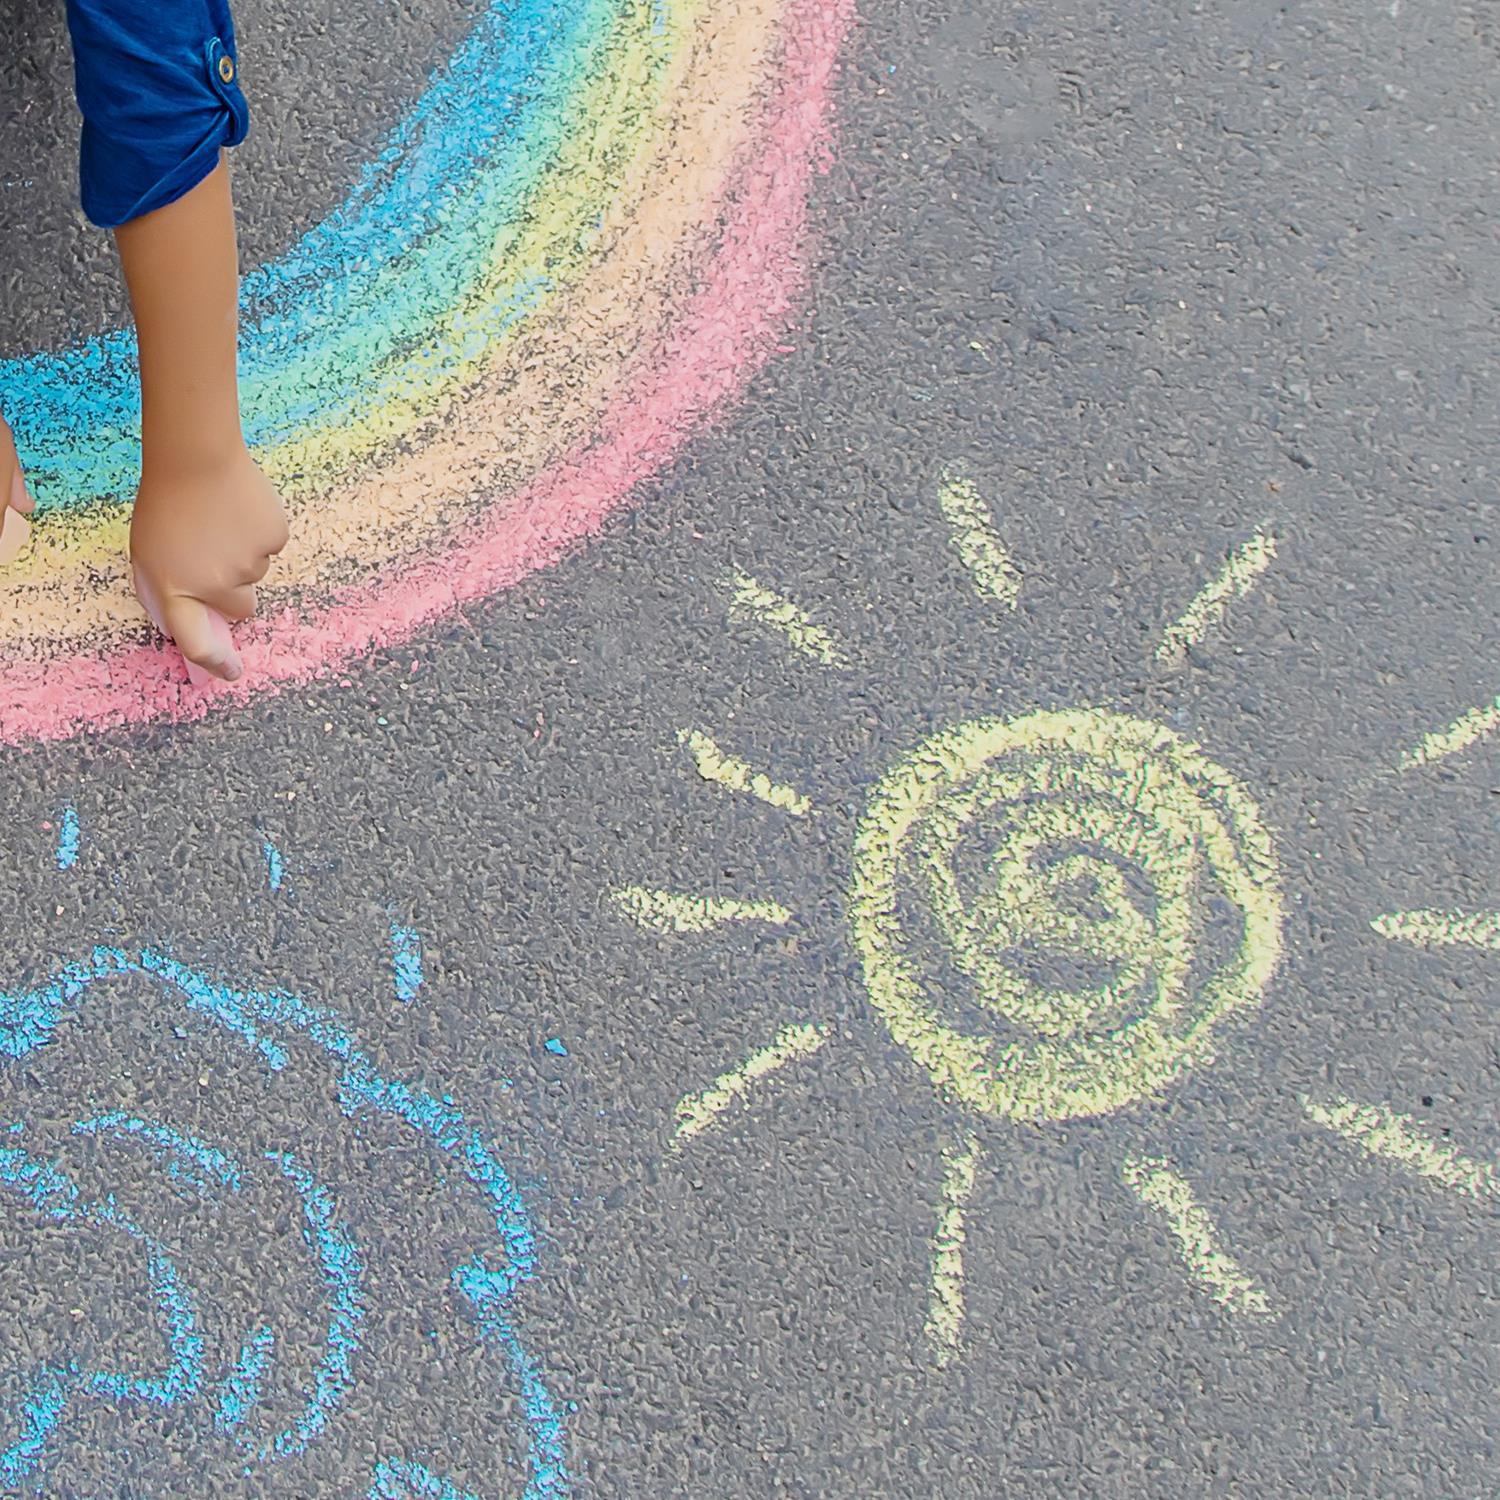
0,413,35,564
129,444,289,682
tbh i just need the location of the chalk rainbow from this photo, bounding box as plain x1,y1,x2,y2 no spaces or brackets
0,0,854,743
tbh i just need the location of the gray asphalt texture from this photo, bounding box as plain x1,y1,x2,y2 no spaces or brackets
2,0,1498,1495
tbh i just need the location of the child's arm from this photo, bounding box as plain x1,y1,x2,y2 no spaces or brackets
63,0,283,682
115,155,286,682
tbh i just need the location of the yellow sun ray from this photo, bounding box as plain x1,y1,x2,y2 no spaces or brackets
1121,1154,1273,1316
1370,910,1500,952
672,1021,830,1146
610,885,793,934
926,1133,981,1365
937,473,1022,608
1155,527,1277,664
678,729,813,816
726,569,849,667
1399,695,1500,769
1301,1095,1498,1200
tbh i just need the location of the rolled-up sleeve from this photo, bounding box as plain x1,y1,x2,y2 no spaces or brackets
65,0,251,229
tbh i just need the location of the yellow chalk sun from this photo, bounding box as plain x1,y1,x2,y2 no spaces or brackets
849,707,1282,1124
612,470,1500,1363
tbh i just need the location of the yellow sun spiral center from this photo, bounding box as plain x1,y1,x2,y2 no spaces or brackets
849,709,1284,1121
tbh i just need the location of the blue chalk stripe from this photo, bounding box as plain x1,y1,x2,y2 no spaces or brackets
391,924,425,1002
0,1141,204,1480
257,1153,366,1461
214,1326,275,1435
55,806,80,871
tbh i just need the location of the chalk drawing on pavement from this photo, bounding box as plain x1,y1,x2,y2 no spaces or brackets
671,1021,830,1147
390,923,426,1003
936,472,1021,609
1300,1096,1498,1201
924,1134,980,1364
1371,909,1500,952
1155,527,1277,665
54,804,80,872
263,837,286,892
610,886,793,935
611,475,1499,1363
726,571,850,668
677,729,812,816
848,708,1284,1124
0,0,855,746
0,947,567,1496
1120,1155,1272,1317
1399,694,1500,768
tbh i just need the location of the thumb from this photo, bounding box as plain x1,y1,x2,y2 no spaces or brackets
0,503,29,566
1,467,34,563
8,465,33,515
160,593,243,684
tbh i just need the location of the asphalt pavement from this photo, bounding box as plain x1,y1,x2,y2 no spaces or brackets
0,0,1496,1494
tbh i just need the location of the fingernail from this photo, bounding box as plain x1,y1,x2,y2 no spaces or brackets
185,650,243,689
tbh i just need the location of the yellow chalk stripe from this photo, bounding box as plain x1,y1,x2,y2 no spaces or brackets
610,885,793,934
936,473,1021,608
1371,910,1500,952
673,1021,829,1145
727,570,848,667
1400,695,1500,769
679,729,812,816
1122,1155,1272,1317
1156,528,1277,663
1302,1095,1498,1200
925,1134,981,1365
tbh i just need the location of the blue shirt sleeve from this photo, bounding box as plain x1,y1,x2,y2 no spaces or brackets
64,0,251,230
